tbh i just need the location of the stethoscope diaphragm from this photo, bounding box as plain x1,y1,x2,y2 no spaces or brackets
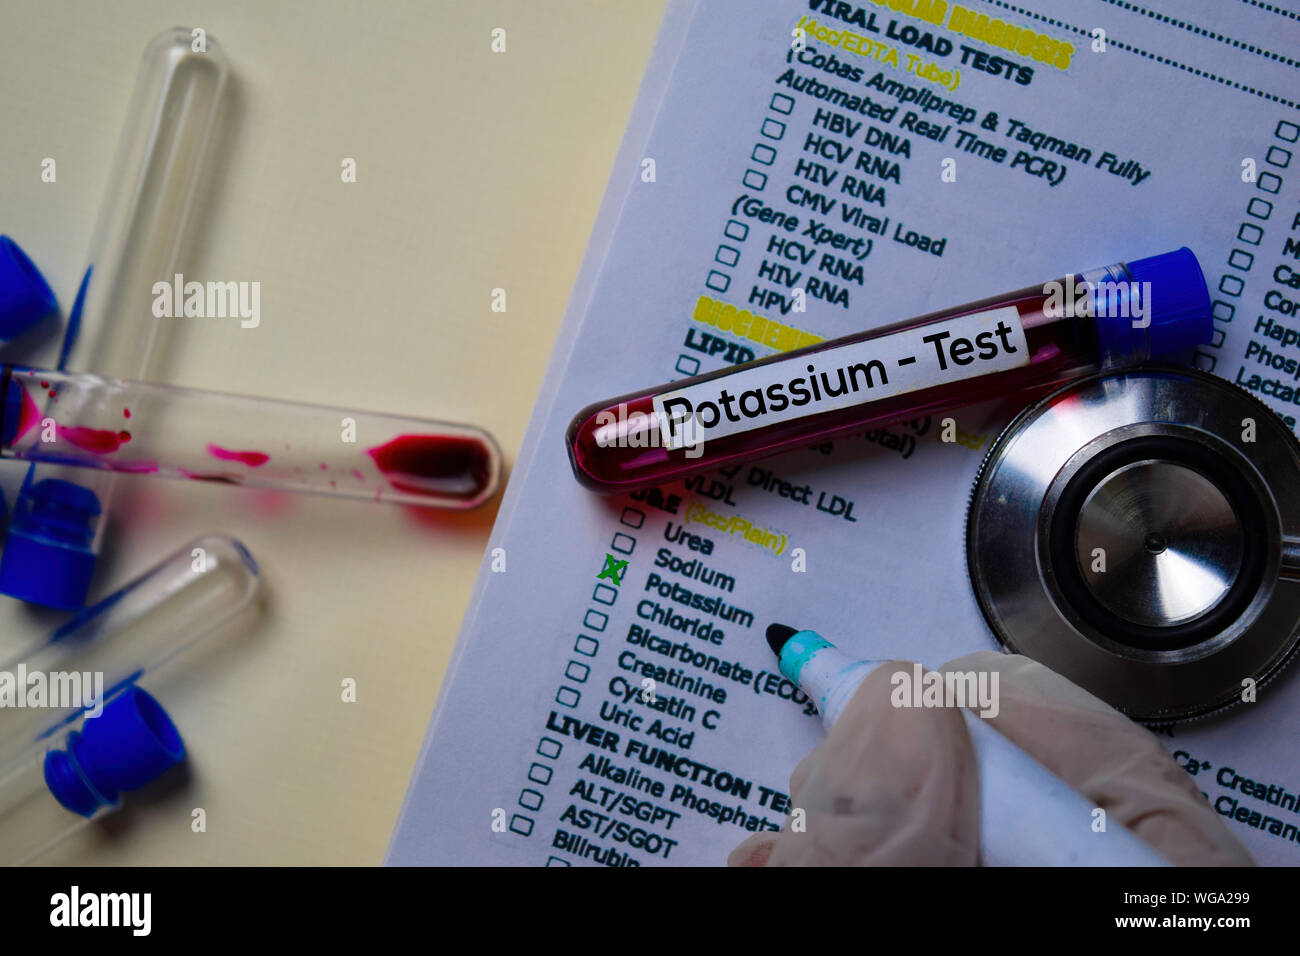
967,365,1300,723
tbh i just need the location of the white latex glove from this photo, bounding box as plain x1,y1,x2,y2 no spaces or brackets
729,651,1254,866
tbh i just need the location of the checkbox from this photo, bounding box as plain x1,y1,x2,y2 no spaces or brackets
1228,249,1254,271
1247,197,1273,219
593,583,617,605
1193,351,1217,372
610,532,635,555
528,763,553,785
1212,301,1235,321
620,508,644,529
1219,275,1244,296
761,119,786,139
1238,222,1264,244
1276,120,1300,143
1256,172,1282,194
724,219,749,241
1266,146,1292,168
706,269,731,292
556,686,581,707
574,635,599,657
741,169,767,190
583,609,608,631
519,789,543,811
546,856,571,866
1210,327,1226,347
752,143,777,165
716,244,740,266
676,354,701,375
537,737,562,758
565,661,590,682
770,93,795,114
509,814,533,836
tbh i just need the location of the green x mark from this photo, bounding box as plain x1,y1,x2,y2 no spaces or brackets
598,554,628,585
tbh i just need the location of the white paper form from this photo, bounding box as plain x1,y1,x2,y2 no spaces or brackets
389,0,1300,865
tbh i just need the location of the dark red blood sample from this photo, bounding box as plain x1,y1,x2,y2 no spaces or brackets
60,425,129,454
40,381,48,389
180,468,241,484
123,407,131,419
118,430,131,443
366,434,491,501
207,444,270,467
567,287,1104,492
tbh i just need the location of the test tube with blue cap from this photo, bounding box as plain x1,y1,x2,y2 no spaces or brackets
0,234,61,524
0,27,229,611
0,534,259,863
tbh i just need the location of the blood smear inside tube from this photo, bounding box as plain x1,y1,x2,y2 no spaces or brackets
366,435,493,501
57,426,131,454
207,444,270,467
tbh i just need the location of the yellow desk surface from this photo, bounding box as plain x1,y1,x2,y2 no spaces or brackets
0,0,665,864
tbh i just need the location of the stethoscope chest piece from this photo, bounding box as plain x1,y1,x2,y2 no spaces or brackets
967,366,1300,722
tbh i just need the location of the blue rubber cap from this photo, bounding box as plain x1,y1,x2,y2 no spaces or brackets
1095,248,1212,360
0,476,101,610
58,266,92,370
0,236,58,343
2,373,28,446
45,687,185,817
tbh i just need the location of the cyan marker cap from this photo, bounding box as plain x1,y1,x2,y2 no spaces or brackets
1095,247,1212,360
0,235,58,342
45,687,185,817
0,477,101,611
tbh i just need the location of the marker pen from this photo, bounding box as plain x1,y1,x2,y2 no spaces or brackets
566,248,1211,492
765,624,1168,866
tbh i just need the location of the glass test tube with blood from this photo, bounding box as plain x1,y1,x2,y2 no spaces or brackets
0,366,502,509
565,249,1214,494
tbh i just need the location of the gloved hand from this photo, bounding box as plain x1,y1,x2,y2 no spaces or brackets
729,650,1254,866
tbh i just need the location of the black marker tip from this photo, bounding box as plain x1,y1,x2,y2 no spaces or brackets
766,622,798,657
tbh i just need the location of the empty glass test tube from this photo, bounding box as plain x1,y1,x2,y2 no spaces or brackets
0,535,258,864
0,27,230,610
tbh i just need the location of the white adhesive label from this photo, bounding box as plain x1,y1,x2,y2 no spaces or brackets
653,306,1028,450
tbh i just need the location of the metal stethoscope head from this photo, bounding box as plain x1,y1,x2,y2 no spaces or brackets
967,365,1300,723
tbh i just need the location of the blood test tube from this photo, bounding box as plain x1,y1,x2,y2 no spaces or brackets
566,248,1212,493
0,365,501,510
